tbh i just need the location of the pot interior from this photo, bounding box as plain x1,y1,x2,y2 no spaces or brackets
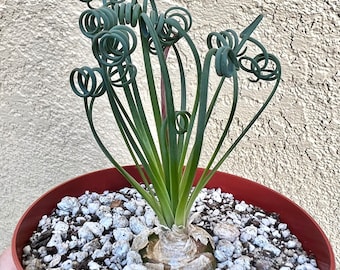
12,166,335,269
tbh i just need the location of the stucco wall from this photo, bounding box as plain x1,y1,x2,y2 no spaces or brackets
0,0,339,265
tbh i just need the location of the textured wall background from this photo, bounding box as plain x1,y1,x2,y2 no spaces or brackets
0,0,339,265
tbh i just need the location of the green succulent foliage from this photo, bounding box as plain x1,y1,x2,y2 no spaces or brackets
70,0,281,228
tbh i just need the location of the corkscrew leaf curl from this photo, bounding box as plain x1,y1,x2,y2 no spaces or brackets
70,66,106,98
214,47,239,77
79,6,119,38
238,37,281,83
207,15,265,78
141,6,192,53
207,30,239,51
175,111,191,135
108,62,137,87
164,7,192,36
92,25,137,67
240,53,281,82
110,0,142,27
79,0,143,39
207,30,243,78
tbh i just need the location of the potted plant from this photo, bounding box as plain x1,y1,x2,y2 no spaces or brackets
11,0,335,269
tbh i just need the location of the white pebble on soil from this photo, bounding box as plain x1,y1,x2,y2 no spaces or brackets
57,196,80,216
114,227,134,242
213,223,240,242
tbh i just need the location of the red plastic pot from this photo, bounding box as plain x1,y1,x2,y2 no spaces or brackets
12,166,335,269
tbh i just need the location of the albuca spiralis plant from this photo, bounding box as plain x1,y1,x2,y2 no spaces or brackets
70,0,281,268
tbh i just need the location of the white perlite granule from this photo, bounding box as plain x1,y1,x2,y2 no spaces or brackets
22,187,319,270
